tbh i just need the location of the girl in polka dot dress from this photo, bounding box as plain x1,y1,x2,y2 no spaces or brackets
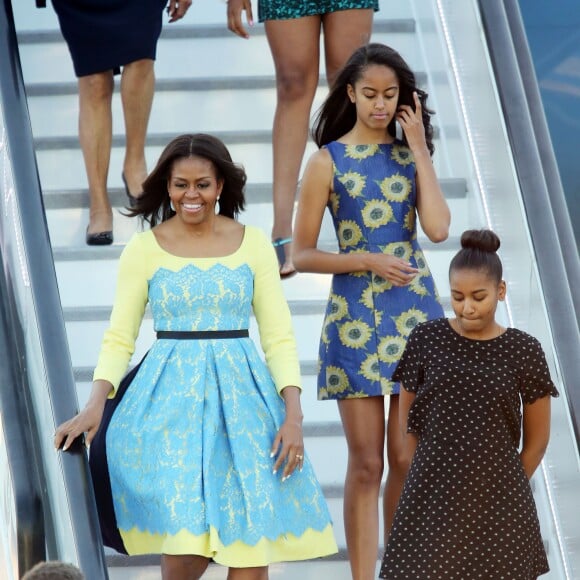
380,229,559,579
293,44,450,579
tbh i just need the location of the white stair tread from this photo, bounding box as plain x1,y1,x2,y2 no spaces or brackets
44,198,469,248
107,560,382,579
34,140,464,197
18,29,419,84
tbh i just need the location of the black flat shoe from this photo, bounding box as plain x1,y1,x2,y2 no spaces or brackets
86,227,113,246
121,173,141,208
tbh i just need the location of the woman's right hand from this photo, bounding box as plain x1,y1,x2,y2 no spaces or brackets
54,380,112,451
54,404,104,451
364,253,419,286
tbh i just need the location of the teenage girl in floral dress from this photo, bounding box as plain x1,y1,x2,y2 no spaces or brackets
293,44,450,579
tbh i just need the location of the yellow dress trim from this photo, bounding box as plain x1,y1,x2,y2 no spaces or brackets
120,524,337,568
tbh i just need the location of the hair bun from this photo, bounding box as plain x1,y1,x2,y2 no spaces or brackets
460,229,501,253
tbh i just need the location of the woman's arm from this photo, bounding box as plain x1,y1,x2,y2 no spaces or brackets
293,149,418,285
93,235,149,394
399,387,418,462
251,229,302,392
397,92,450,242
520,395,552,479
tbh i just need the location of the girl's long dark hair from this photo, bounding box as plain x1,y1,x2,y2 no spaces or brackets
126,133,246,227
312,43,435,155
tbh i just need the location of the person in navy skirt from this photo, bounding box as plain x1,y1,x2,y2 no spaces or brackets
41,0,192,244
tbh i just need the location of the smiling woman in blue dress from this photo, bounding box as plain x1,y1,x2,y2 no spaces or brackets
54,134,337,580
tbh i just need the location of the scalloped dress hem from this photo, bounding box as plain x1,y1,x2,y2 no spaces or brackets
120,523,338,567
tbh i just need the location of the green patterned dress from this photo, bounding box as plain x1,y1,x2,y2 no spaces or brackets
318,141,444,400
258,0,378,22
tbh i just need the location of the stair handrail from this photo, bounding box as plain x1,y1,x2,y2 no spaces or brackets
0,252,45,579
477,0,580,444
0,0,108,576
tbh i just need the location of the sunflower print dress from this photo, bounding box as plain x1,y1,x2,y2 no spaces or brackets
318,141,444,400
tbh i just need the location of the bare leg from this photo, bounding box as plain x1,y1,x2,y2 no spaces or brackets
78,71,114,234
264,17,321,276
338,397,386,580
161,554,210,579
120,58,155,196
321,9,374,87
382,396,410,546
227,566,269,580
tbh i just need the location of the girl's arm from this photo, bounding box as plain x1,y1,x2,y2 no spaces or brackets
399,387,418,463
520,395,552,479
293,149,418,285
397,92,450,243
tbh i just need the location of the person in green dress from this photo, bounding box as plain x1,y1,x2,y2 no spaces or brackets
227,0,378,277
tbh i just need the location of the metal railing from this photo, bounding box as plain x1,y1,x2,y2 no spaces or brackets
477,0,580,444
0,0,108,576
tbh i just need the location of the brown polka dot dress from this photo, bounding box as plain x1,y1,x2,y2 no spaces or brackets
380,318,559,580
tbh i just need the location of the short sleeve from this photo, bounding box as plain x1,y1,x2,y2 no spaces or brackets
520,336,559,404
392,324,424,393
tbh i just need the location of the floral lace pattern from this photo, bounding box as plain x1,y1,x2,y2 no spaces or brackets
107,264,333,547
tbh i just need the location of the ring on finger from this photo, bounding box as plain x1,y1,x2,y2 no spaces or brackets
295,454,303,460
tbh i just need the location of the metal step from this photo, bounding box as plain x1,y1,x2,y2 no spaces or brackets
24,71,428,98
42,177,466,210
17,20,416,45
33,124,453,151
52,236,460,261
107,559,382,579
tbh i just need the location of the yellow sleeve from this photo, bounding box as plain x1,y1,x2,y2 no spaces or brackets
93,233,149,395
249,228,302,394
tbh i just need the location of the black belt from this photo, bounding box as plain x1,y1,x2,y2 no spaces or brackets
156,330,249,340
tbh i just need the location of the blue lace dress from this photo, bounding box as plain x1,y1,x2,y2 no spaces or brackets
94,226,337,566
318,141,444,400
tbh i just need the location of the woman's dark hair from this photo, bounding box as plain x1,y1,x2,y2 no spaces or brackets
127,133,246,226
312,43,435,155
449,229,503,283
